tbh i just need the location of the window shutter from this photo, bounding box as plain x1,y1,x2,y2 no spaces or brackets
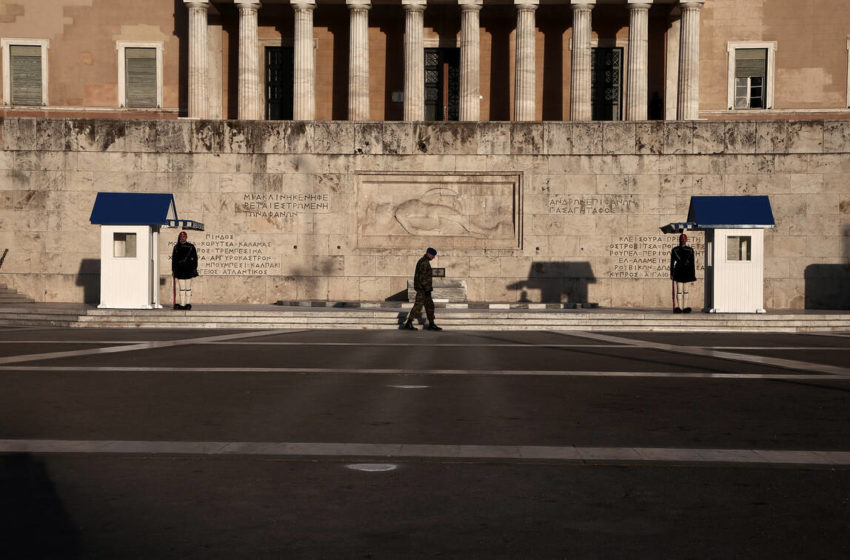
125,47,157,108
735,48,767,79
9,45,43,105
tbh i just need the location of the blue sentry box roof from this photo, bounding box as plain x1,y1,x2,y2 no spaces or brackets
686,196,775,229
90,192,177,225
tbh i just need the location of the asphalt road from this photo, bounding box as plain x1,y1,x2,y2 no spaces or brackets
1,326,849,559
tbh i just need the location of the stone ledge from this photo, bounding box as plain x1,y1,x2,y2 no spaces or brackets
274,300,598,309
2,117,844,156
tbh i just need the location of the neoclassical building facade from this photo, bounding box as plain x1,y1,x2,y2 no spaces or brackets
2,0,849,122
0,1,848,309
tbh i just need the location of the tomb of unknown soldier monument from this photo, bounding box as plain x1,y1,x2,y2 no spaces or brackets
0,0,849,310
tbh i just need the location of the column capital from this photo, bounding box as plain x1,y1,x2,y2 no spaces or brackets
570,0,596,6
346,0,371,8
627,0,652,8
292,0,316,9
183,0,210,8
459,0,483,8
402,0,426,6
679,1,705,9
234,0,260,13
514,0,539,7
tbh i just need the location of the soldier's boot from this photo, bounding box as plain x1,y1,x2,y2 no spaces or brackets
401,320,416,330
427,322,443,331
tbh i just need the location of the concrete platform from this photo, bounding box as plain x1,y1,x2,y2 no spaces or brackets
1,301,850,332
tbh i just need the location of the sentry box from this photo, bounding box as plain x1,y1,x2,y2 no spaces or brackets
662,196,775,314
89,193,204,309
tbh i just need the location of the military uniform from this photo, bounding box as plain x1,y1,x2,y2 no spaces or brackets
403,249,441,330
172,233,199,310
670,235,696,313
670,245,696,283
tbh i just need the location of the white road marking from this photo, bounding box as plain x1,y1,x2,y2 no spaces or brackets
0,365,848,380
0,329,306,365
346,463,398,472
3,340,848,351
1,439,848,466
561,331,850,376
387,385,430,389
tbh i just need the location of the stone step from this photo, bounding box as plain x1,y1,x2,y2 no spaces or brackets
2,304,850,332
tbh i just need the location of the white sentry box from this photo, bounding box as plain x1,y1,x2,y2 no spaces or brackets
98,224,161,309
704,228,766,313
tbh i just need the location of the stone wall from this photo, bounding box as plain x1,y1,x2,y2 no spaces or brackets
1,118,848,308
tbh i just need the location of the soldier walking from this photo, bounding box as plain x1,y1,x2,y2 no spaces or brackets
401,247,442,331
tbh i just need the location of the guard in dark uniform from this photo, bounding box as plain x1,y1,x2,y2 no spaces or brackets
171,231,199,310
670,233,696,313
402,248,442,331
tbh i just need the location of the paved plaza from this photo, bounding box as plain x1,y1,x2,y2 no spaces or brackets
1,326,849,558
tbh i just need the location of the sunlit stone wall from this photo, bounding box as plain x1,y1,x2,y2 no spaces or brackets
1,118,848,308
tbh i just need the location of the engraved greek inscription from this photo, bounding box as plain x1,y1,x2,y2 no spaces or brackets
238,192,330,219
607,235,704,279
548,195,638,215
168,233,281,276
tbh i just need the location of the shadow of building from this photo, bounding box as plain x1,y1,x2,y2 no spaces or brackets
75,259,100,304
508,261,596,304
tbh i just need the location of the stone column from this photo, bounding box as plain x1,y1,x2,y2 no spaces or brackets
402,0,426,121
513,0,538,121
293,0,316,120
347,0,371,120
459,0,482,121
185,0,209,119
664,13,680,120
625,1,650,121
569,0,595,121
677,0,703,120
235,0,261,120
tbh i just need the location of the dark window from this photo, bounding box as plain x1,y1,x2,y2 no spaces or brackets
734,48,767,109
424,48,460,121
591,47,622,121
9,44,43,106
266,46,294,120
125,47,157,108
